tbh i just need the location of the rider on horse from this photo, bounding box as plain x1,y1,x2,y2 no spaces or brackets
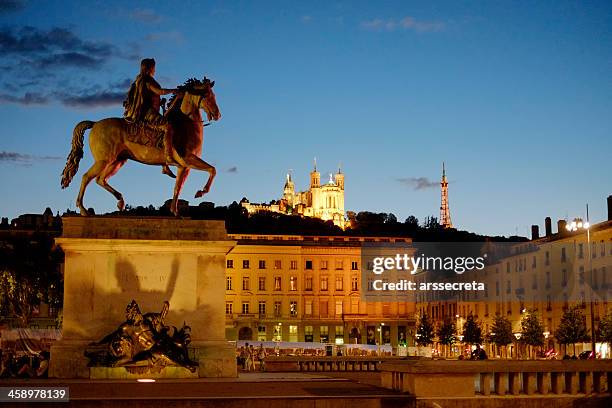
124,58,180,178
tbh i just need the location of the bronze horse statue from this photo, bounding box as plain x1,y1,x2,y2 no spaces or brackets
61,78,220,216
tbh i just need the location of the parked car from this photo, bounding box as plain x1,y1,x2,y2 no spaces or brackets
578,350,595,359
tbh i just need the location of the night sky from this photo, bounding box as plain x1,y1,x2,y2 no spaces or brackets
1,0,610,236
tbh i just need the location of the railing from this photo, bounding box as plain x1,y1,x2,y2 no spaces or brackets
263,356,406,372
380,360,612,397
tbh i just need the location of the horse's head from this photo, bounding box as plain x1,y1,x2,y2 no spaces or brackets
180,77,220,122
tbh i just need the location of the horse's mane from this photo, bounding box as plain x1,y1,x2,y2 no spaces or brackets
167,77,212,108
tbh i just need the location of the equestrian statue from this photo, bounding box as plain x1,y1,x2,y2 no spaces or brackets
60,58,221,216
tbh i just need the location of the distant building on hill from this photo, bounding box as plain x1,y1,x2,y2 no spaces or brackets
242,160,347,229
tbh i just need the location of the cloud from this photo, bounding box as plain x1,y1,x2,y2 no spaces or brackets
129,8,163,23
0,25,136,109
145,31,184,43
0,78,131,108
396,177,438,190
0,92,48,105
226,166,238,173
301,15,312,23
0,26,116,60
0,0,26,14
59,90,125,108
0,151,61,165
361,16,444,33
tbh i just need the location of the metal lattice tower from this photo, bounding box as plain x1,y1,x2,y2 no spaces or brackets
440,162,453,229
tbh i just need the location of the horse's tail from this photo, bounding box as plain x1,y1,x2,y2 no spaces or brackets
61,120,95,189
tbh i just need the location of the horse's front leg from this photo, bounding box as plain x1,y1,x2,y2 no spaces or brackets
171,166,190,216
179,153,216,198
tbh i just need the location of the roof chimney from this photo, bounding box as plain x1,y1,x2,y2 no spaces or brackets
558,219,567,234
545,217,552,236
531,225,539,240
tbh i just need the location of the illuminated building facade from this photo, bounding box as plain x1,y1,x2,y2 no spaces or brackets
224,234,416,346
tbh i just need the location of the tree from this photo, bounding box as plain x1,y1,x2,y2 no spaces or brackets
490,315,514,358
437,317,456,356
416,314,435,346
462,313,483,345
520,309,545,359
555,306,590,356
597,312,612,348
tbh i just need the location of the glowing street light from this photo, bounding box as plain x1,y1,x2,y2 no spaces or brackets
566,205,596,357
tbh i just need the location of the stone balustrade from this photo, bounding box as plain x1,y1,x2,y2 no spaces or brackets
263,356,407,372
380,360,612,398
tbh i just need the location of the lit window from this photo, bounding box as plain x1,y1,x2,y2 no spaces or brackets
226,276,232,291
274,276,282,291
335,276,343,291
321,277,328,291
274,260,282,269
290,276,297,291
242,302,249,314
290,301,298,317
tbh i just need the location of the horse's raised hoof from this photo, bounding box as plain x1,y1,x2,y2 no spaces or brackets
117,199,125,211
162,165,176,179
194,190,204,199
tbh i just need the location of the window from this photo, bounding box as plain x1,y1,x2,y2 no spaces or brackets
495,281,499,296
243,260,250,269
258,276,266,291
257,325,266,341
546,271,551,289
506,280,511,294
289,325,298,342
321,277,328,291
561,247,566,262
601,240,605,257
290,276,297,291
532,256,536,268
351,276,358,291
290,260,298,270
227,259,234,269
242,276,250,291
304,325,314,342
305,276,313,291
351,299,359,314
274,301,282,317
335,326,344,344
320,300,328,317
351,261,358,271
320,325,329,343
290,301,298,317
320,260,328,270
305,260,313,270
258,301,266,316
226,276,233,290
562,269,568,287
273,324,282,342
335,260,343,270
335,276,343,291
225,302,233,315
274,260,282,269
242,302,249,314
578,244,584,259
305,300,313,316
335,300,343,315
545,252,550,266
274,276,282,291
259,260,266,269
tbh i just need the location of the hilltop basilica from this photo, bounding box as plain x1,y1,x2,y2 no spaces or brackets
242,161,346,229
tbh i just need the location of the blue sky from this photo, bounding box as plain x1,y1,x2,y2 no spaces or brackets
0,0,610,236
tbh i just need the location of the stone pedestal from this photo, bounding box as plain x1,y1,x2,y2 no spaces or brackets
49,216,237,379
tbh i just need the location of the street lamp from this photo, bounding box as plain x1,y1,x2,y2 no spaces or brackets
566,205,596,357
